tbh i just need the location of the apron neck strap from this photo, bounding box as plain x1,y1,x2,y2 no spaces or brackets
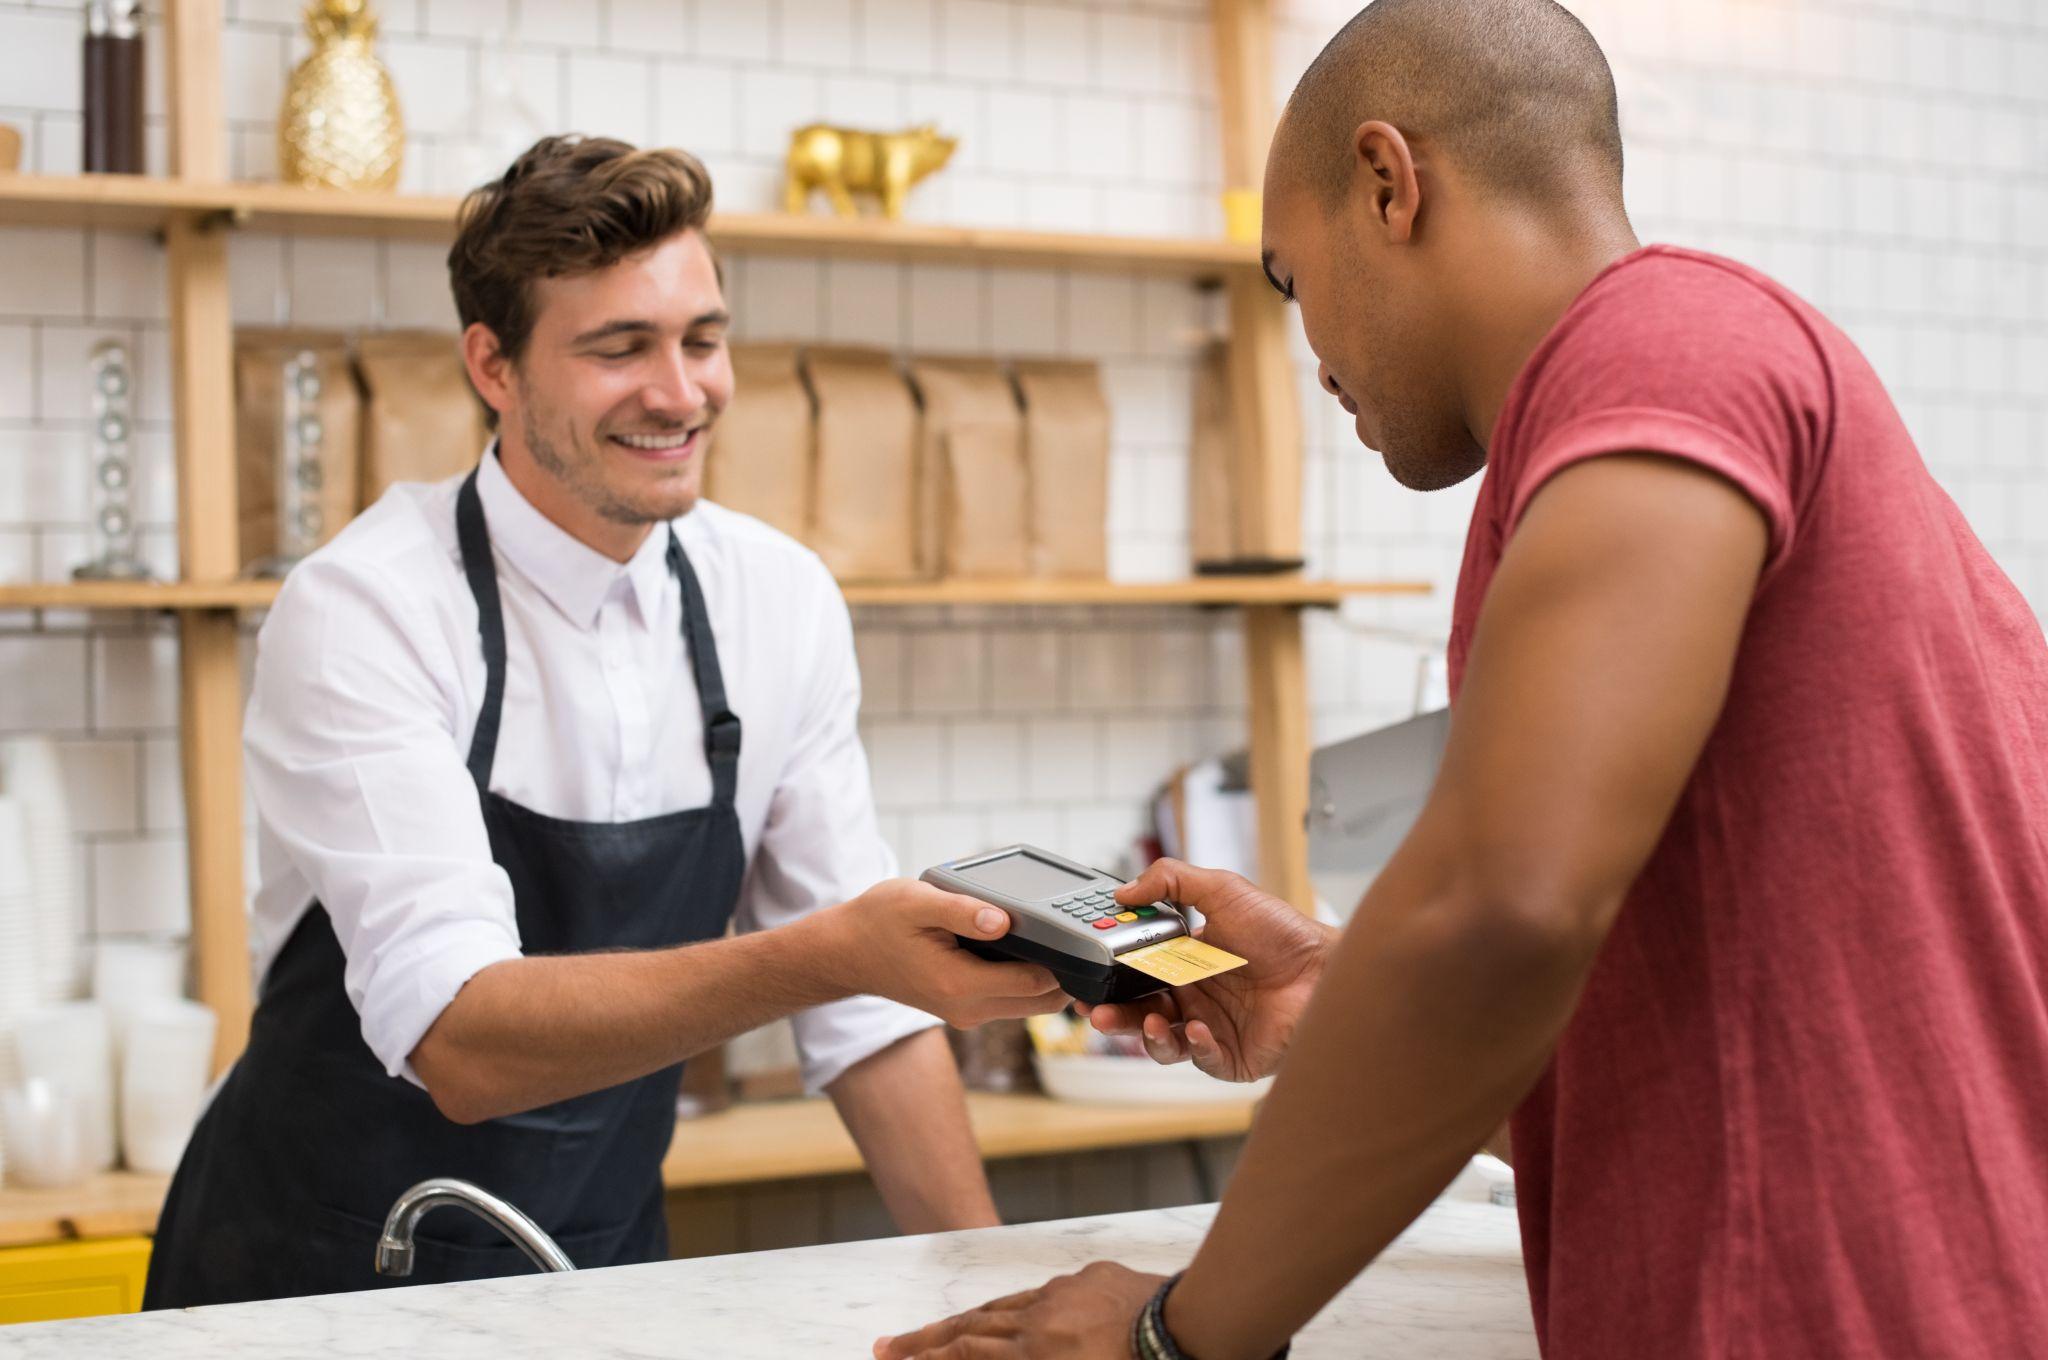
668,528,741,808
456,469,508,791
455,467,741,808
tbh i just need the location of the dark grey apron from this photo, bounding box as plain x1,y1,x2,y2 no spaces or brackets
144,468,745,1307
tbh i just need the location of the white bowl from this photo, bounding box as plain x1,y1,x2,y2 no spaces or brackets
1033,1052,1273,1105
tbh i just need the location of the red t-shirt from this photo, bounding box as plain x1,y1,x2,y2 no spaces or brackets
1449,245,2048,1358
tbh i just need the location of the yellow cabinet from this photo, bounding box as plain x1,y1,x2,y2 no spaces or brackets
0,1237,152,1326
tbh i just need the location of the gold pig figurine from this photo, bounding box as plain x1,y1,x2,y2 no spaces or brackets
783,123,958,220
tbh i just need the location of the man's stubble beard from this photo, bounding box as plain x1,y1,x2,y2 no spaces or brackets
1363,356,1485,493
1379,421,1487,492
519,393,698,528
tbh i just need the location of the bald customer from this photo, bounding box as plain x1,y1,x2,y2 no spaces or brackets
880,1,2048,1357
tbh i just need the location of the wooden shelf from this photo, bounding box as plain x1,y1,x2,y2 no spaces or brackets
0,580,281,611
0,173,219,232
710,213,1255,277
0,1094,1253,1247
0,1171,171,1250
0,174,1258,278
0,576,1427,614
659,1091,1259,1191
222,180,460,241
843,577,1425,607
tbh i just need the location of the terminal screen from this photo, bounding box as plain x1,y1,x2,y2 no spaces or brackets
957,851,1094,900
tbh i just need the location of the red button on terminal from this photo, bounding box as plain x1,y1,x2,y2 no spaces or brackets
1091,919,1117,930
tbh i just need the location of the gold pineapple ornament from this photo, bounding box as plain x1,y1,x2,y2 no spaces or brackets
279,0,404,191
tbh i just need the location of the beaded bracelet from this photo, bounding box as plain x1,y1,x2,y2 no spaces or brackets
1131,1272,1291,1360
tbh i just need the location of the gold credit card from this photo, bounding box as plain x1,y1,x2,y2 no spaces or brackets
1116,936,1248,987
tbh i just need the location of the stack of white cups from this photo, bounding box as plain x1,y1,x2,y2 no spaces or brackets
92,938,196,1173
0,796,42,1174
120,1000,218,1175
93,937,191,1064
0,1080,91,1189
0,798,38,1073
10,1003,117,1174
1,995,216,1186
0,737,84,1006
0,738,217,1186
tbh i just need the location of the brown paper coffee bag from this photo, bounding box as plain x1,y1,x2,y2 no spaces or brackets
234,330,361,572
1012,359,1110,578
1189,340,1238,568
908,359,1029,578
355,331,488,506
702,343,814,542
804,347,920,581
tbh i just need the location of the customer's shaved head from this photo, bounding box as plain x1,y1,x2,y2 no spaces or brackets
1258,0,1640,494
1274,0,1623,209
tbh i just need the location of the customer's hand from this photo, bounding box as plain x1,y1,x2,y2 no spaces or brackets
1077,859,1336,1082
873,1261,1164,1360
825,879,1069,1027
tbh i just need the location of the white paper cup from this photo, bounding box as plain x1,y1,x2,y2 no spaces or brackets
0,1079,93,1189
118,999,216,1175
0,796,30,899
92,937,188,1007
0,799,39,1022
10,1003,117,1172
1,739,84,1005
92,938,189,1058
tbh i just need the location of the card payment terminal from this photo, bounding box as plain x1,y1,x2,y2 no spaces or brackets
922,844,1190,1004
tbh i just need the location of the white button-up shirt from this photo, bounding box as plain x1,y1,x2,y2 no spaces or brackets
243,449,936,1093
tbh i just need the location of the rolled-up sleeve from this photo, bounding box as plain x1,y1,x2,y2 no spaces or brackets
244,556,523,1084
730,569,941,1094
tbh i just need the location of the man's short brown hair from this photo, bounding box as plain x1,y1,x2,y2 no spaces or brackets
447,135,717,367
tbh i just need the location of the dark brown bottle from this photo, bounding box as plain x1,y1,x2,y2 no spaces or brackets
83,0,145,175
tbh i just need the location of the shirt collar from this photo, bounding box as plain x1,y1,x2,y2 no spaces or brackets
475,445,675,630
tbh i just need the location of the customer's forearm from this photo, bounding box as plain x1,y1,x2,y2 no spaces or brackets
412,910,851,1123
1166,848,1612,1360
829,1027,1000,1233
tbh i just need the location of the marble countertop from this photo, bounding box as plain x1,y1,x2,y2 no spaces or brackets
0,1187,1533,1358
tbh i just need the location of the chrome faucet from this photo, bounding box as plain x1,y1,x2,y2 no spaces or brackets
375,1177,576,1277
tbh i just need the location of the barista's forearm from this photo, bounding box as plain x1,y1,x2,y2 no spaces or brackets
411,910,850,1123
829,1028,1000,1233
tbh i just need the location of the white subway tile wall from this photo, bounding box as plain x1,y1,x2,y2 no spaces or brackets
0,0,2043,1220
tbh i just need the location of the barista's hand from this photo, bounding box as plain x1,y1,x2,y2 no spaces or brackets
873,1261,1163,1360
824,879,1068,1027
1076,859,1336,1082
